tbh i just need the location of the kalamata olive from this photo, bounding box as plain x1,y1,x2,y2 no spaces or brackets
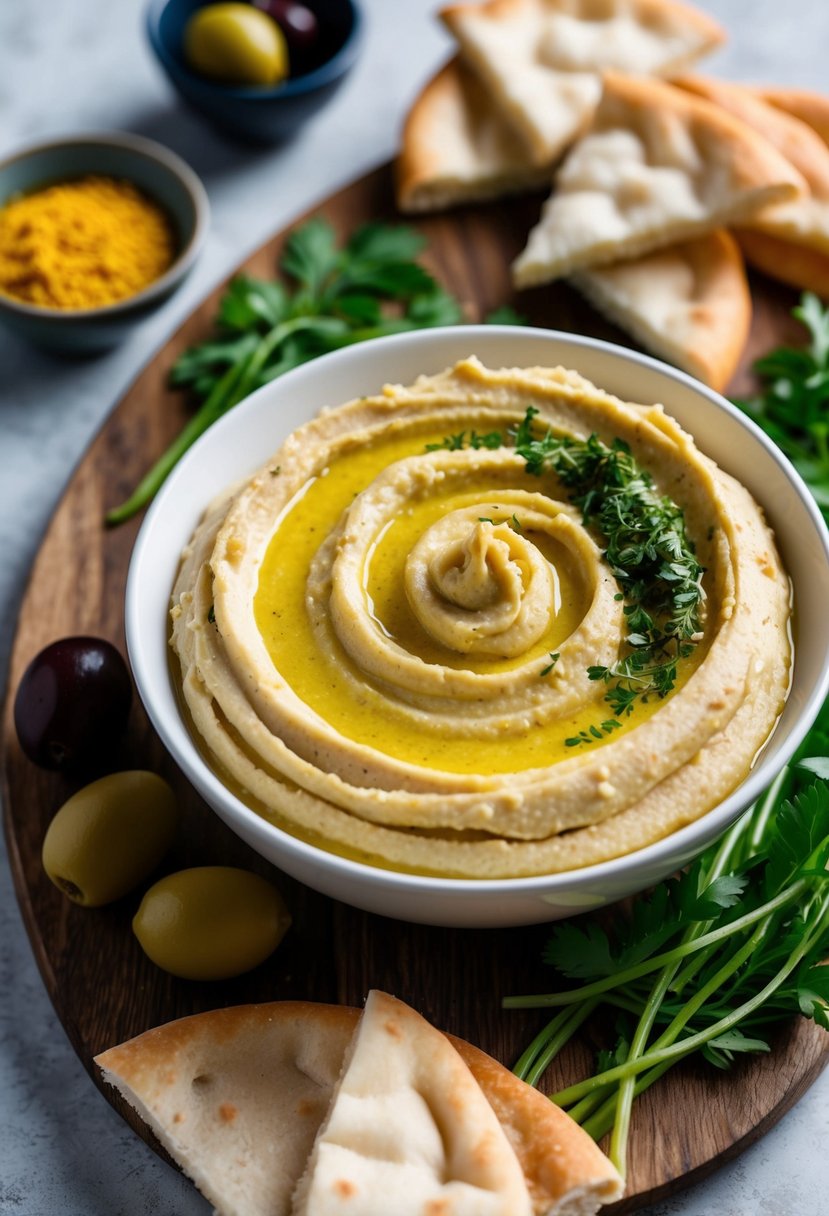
133,867,291,980
252,0,319,50
14,637,132,772
184,3,289,86
42,772,178,907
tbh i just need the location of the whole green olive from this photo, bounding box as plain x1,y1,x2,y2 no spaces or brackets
132,866,291,980
42,771,178,907
184,3,289,87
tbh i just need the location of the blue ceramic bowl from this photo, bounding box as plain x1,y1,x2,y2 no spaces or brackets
0,132,209,353
146,0,363,143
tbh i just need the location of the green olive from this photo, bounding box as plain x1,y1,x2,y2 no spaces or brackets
183,4,289,87
132,866,291,980
42,771,178,907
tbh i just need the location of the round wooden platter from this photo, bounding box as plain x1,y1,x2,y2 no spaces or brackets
2,163,827,1213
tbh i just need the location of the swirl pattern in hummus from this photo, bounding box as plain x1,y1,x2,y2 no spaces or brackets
170,359,791,878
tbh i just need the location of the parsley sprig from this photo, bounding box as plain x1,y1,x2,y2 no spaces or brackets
107,220,469,525
504,705,829,1178
735,292,829,521
513,408,705,729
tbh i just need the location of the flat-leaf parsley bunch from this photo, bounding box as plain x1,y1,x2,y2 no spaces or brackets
107,219,519,525
504,710,829,1179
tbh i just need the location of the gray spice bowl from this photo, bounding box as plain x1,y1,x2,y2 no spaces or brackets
0,132,209,353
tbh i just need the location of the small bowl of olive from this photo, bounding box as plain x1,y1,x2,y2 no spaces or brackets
146,0,363,143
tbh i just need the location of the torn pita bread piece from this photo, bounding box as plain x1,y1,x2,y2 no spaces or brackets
395,58,557,213
676,75,829,256
754,86,829,147
440,0,726,166
512,72,805,288
291,990,532,1215
95,1002,354,1216
570,229,751,391
95,1000,623,1216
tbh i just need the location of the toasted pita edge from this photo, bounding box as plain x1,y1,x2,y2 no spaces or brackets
95,1001,623,1216
734,228,829,299
753,86,829,147
570,230,751,392
451,1033,624,1214
395,58,555,213
512,72,805,287
675,74,829,196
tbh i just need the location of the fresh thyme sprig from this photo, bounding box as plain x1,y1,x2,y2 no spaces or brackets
513,407,705,729
423,408,705,736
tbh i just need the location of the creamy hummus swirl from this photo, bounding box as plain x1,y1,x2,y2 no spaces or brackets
170,359,792,878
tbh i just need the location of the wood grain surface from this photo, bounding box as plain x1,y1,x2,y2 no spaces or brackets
2,164,827,1213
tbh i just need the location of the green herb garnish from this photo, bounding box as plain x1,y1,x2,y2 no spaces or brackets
513,407,704,732
564,720,622,746
107,220,468,525
540,652,560,677
504,715,829,1179
734,292,829,522
426,429,503,453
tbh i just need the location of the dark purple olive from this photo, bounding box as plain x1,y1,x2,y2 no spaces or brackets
252,0,319,50
14,637,132,772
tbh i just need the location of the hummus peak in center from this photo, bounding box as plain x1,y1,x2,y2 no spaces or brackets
170,359,791,879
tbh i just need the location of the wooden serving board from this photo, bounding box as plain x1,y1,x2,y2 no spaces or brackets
2,164,827,1213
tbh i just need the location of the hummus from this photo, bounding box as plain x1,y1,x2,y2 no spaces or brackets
170,359,791,878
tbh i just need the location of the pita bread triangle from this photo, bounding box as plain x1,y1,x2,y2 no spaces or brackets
571,230,751,391
512,72,805,287
440,0,726,166
291,990,533,1215
396,57,557,213
676,75,829,254
95,999,623,1216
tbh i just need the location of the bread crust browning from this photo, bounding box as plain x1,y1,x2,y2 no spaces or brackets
96,1000,623,1216
395,58,556,213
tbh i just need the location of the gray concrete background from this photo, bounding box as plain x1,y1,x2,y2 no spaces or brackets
0,1,827,1212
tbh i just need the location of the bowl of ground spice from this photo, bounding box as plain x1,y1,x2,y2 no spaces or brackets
0,132,209,352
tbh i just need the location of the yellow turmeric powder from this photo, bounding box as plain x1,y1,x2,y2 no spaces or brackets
0,175,176,310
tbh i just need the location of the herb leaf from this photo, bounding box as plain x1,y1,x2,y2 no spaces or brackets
734,292,829,524
513,407,704,734
106,220,471,525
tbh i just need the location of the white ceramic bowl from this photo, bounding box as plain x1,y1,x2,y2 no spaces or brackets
126,327,829,927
